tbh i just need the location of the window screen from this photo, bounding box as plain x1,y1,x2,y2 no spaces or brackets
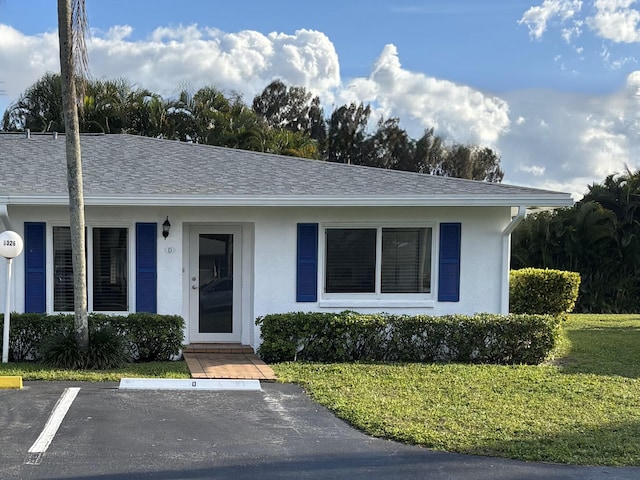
381,228,432,293
53,227,74,312
93,228,128,311
325,228,376,293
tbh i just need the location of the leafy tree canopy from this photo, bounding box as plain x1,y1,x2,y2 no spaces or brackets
3,74,503,179
512,169,640,313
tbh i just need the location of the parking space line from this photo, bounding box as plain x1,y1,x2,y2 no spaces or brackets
24,387,80,465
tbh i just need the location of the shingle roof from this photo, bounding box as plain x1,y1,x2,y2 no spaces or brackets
0,132,572,207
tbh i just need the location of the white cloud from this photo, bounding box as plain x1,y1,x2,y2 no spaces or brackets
518,165,547,176
0,24,60,105
522,0,640,43
588,0,640,43
2,22,640,199
85,26,341,102
519,0,583,40
561,21,584,43
498,72,640,196
341,44,511,146
601,45,638,68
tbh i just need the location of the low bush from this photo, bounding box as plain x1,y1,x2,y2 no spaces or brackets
256,311,560,365
40,330,86,369
40,325,130,370
4,312,184,363
5,313,65,361
114,313,185,362
510,268,581,316
39,325,131,370
86,327,131,369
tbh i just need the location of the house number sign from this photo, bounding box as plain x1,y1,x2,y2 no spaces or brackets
0,231,23,259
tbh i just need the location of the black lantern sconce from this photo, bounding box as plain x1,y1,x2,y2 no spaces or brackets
162,216,171,239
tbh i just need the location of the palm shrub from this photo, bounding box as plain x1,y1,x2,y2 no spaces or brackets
40,325,130,369
40,329,86,369
85,327,131,369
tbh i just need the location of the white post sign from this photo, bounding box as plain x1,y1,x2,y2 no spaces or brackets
0,231,24,363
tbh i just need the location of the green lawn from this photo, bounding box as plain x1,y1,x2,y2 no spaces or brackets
2,314,639,465
0,360,190,381
273,314,640,466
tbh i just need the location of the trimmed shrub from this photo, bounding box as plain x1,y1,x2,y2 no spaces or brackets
4,313,66,361
115,313,184,362
4,312,184,364
510,268,581,316
256,311,561,365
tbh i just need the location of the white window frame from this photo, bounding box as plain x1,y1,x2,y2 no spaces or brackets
319,222,435,307
48,222,135,314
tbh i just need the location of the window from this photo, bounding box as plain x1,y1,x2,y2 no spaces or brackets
381,228,432,293
325,229,376,293
93,228,128,311
325,227,432,295
53,227,74,312
53,226,128,312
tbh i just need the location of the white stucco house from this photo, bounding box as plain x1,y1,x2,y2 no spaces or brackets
0,132,572,350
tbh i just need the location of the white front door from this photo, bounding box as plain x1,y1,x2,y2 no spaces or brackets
189,226,242,342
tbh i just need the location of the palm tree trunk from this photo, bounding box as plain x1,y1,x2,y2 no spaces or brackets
58,0,88,350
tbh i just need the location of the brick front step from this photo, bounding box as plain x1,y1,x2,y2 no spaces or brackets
183,343,254,354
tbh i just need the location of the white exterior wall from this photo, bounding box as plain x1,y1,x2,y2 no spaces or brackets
251,206,509,315
2,204,512,348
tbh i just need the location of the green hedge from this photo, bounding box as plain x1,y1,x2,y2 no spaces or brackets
4,313,64,361
256,311,561,365
510,268,581,316
4,313,184,362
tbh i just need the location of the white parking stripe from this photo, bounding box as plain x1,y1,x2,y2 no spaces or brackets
25,387,80,465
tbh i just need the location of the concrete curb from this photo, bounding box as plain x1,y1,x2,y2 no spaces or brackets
118,378,262,391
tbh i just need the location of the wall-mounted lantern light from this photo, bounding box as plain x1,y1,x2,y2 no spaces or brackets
162,216,171,239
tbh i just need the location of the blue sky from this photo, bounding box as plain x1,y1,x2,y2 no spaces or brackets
1,0,639,197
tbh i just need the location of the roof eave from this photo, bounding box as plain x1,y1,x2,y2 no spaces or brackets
2,194,575,208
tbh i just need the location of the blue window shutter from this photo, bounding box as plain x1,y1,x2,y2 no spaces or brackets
136,223,157,313
438,223,461,302
24,222,46,313
297,223,318,302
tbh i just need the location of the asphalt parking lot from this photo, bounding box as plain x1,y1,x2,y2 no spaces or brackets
1,381,639,480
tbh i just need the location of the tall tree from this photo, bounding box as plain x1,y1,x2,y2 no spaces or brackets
123,88,166,137
58,0,89,350
512,170,640,313
325,102,371,165
1,73,64,132
414,128,446,174
191,85,232,144
363,117,415,170
263,129,320,159
163,88,198,141
216,93,267,151
433,144,504,182
252,80,324,136
82,77,133,133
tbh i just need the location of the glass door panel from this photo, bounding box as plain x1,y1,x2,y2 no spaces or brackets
198,234,233,334
190,226,241,343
